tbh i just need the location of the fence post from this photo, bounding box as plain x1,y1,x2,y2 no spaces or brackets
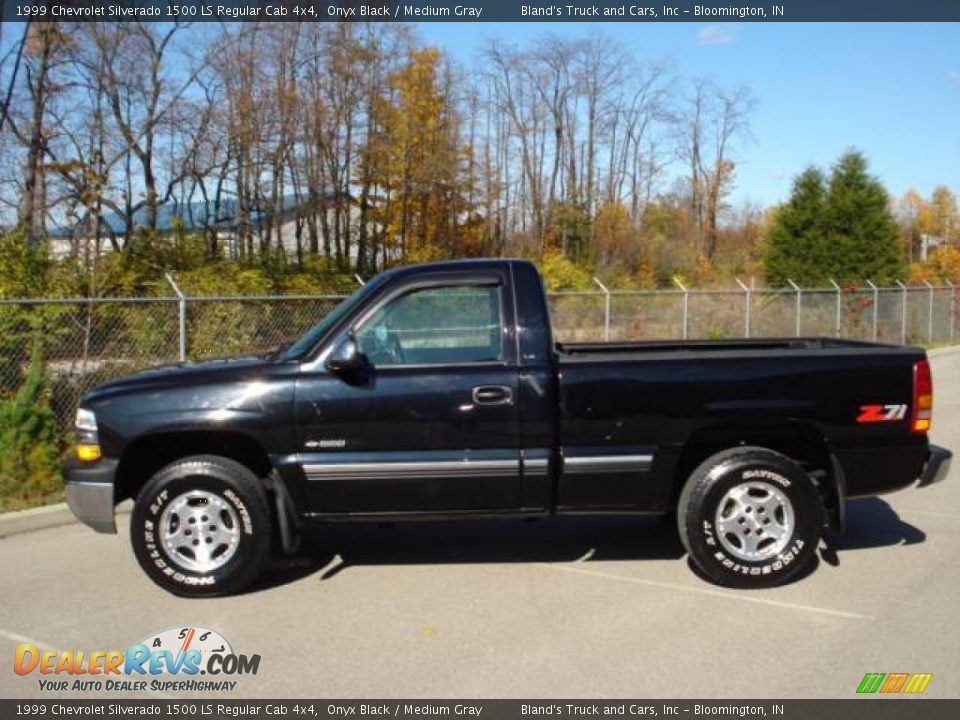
948,280,956,343
165,272,187,362
866,280,879,342
735,277,751,338
923,280,934,343
895,280,907,344
673,276,689,340
593,277,611,341
829,279,842,337
787,279,802,337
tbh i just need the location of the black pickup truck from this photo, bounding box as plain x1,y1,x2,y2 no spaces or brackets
64,259,951,596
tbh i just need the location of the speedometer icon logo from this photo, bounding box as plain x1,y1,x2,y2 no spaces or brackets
141,626,234,673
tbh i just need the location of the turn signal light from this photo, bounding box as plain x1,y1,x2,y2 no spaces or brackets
76,444,101,462
911,360,933,433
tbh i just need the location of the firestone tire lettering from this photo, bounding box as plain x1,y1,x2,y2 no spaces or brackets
130,454,272,598
677,446,823,589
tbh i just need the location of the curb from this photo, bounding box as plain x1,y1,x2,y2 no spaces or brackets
0,500,132,540
928,346,960,358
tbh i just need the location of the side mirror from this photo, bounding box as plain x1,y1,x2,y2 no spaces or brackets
325,333,370,374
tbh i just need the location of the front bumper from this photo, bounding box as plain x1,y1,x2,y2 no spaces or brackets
917,445,952,488
63,458,119,534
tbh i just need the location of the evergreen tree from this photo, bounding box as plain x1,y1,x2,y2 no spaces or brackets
0,334,62,509
763,167,828,285
764,150,904,285
825,150,903,283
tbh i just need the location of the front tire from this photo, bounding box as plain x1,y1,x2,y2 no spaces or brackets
130,455,272,597
677,446,822,588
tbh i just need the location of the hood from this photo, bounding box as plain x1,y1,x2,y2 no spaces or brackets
82,354,278,404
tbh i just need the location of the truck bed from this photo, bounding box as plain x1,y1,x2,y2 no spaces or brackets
553,334,928,508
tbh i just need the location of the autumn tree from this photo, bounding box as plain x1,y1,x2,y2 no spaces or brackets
372,48,471,259
483,40,549,249
592,202,635,271
94,23,208,239
2,23,70,246
924,185,958,244
10,23,952,291
676,79,754,260
896,188,927,263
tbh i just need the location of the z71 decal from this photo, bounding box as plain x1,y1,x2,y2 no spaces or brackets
857,404,908,422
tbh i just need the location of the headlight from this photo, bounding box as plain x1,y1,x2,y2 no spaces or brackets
75,407,98,432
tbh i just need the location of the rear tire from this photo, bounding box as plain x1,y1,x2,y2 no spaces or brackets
677,446,822,588
130,455,272,597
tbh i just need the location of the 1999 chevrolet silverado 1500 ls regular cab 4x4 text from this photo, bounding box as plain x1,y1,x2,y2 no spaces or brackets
64,259,952,596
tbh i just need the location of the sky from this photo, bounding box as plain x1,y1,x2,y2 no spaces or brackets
416,21,960,208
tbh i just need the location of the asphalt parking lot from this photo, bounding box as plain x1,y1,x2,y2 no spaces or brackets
2,351,959,700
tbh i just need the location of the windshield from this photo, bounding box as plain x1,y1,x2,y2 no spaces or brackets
276,273,389,361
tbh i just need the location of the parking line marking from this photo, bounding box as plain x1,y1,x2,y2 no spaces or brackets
0,629,55,649
536,562,873,620
895,507,960,520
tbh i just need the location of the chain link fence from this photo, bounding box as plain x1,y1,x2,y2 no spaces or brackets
1,282,958,432
549,284,959,345
0,295,343,432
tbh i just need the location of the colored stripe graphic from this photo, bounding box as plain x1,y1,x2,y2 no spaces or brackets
857,673,885,693
879,673,909,693
857,672,933,694
903,673,933,694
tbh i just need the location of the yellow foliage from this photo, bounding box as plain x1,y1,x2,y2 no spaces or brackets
632,261,657,289
592,202,635,268
907,263,936,284
403,243,448,265
538,249,592,291
372,47,473,259
177,264,272,296
693,255,714,285
914,246,960,282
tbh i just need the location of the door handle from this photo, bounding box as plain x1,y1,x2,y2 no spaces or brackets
472,385,513,406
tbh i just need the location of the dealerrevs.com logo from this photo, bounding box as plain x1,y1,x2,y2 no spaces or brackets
13,626,260,693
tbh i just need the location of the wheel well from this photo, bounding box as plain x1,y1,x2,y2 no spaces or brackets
671,422,835,506
115,431,273,502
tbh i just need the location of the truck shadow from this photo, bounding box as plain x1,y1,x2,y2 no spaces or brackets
247,497,925,593
249,515,685,592
818,496,926,567
683,496,925,588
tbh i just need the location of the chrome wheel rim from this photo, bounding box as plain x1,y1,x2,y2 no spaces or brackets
714,481,794,562
159,490,241,573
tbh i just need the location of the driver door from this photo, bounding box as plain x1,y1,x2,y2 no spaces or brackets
294,274,522,515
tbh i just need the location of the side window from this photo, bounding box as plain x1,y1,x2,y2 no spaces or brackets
355,285,503,366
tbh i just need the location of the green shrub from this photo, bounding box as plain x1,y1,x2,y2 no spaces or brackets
0,336,63,510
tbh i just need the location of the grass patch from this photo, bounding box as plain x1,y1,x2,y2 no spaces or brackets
0,487,65,513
